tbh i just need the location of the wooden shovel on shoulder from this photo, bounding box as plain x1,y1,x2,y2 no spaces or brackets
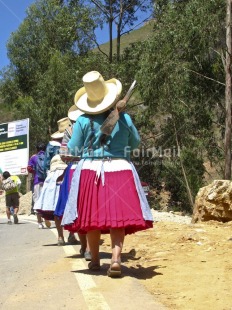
100,80,137,139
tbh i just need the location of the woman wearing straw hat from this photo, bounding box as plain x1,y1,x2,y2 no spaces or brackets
33,154,67,244
54,106,91,257
61,71,153,277
43,117,72,176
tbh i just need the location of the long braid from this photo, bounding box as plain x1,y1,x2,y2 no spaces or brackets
99,110,111,146
88,117,95,155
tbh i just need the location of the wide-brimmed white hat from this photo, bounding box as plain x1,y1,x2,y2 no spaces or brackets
51,117,72,139
74,71,122,114
68,105,84,121
50,154,67,171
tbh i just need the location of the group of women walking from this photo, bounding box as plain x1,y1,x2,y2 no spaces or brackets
34,71,153,277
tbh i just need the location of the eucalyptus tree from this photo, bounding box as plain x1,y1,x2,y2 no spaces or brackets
224,0,232,179
0,0,99,142
6,0,97,95
9,50,110,145
88,0,153,62
136,0,226,210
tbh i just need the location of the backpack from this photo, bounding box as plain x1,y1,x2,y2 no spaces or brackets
36,153,46,180
2,177,17,192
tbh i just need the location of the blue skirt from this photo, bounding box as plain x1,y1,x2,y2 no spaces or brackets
54,163,75,217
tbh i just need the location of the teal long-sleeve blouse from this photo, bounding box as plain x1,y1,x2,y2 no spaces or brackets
67,112,140,160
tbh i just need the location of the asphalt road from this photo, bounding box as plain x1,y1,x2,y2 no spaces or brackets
0,214,166,310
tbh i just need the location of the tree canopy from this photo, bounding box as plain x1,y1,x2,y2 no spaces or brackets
0,0,229,211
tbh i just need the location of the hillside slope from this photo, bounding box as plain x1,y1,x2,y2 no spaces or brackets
95,21,154,56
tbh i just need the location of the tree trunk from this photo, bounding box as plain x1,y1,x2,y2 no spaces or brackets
173,120,194,208
109,17,113,63
116,24,121,61
116,0,123,62
224,0,232,179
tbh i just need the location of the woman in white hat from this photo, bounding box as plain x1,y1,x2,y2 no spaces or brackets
34,154,67,244
54,106,91,258
43,117,72,176
62,71,153,277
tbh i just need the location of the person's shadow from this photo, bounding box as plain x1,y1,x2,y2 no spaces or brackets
70,247,163,279
71,263,163,279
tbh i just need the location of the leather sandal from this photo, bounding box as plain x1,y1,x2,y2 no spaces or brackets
107,261,121,278
88,262,101,271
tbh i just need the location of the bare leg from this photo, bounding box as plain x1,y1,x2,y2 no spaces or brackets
6,207,11,220
78,233,87,253
87,230,101,264
78,233,92,260
107,228,125,277
110,228,125,263
86,237,90,252
13,207,19,224
37,213,43,224
54,215,64,239
44,219,51,228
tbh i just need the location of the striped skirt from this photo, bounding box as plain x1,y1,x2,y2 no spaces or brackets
62,159,153,235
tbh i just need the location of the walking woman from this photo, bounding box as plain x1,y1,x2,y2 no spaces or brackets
62,71,153,277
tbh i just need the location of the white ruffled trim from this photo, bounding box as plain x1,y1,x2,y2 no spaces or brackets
82,159,131,172
82,159,131,186
131,163,153,221
34,169,64,212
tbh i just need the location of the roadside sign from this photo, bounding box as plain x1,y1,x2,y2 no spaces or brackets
0,118,29,175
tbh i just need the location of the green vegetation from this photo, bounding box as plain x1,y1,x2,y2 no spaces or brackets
0,0,228,213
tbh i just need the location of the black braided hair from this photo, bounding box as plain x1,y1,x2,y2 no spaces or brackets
99,110,112,146
88,117,95,155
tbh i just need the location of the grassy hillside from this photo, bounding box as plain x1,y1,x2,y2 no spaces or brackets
95,20,155,56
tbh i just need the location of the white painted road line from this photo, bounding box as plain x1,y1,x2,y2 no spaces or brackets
22,217,111,310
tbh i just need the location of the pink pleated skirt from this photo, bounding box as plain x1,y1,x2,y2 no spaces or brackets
65,159,153,235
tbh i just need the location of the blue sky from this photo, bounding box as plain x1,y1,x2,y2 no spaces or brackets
0,0,151,71
0,0,114,70
0,0,32,70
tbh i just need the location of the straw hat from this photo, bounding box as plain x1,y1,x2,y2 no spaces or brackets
68,105,84,122
74,71,122,114
51,117,71,139
50,155,67,171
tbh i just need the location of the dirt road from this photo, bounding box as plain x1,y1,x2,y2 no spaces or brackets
1,190,232,310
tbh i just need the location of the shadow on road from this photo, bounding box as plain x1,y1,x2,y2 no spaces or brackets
128,265,163,279
42,243,60,247
71,262,163,280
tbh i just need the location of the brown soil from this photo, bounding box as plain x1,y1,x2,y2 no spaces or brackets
101,220,232,310
1,192,232,309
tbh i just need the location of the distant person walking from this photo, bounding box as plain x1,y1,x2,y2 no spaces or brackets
34,154,67,243
1,171,21,224
27,142,50,229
